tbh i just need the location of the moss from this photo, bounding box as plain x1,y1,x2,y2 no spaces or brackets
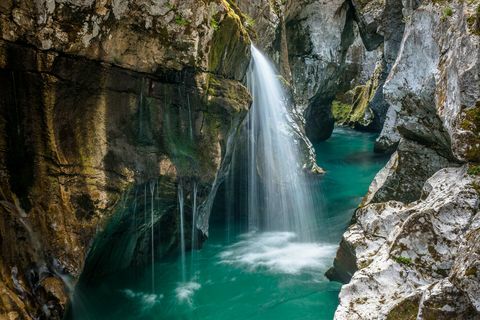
175,15,190,26
465,266,477,277
466,3,480,35
349,84,373,125
471,182,480,194
393,256,413,266
468,164,480,175
210,17,219,31
442,6,453,20
339,58,385,128
386,297,420,320
332,100,352,124
207,4,249,75
222,0,256,37
165,2,176,10
460,103,480,162
244,14,255,28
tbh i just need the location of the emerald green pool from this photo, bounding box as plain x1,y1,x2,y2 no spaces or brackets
69,128,387,320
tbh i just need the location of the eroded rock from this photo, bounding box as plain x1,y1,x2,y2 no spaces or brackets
335,166,480,319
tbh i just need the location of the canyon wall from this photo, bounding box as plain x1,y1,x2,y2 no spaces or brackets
0,0,252,318
328,0,480,318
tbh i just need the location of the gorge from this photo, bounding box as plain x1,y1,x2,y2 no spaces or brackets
0,0,479,319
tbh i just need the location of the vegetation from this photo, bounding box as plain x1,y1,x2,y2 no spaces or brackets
332,100,352,124
244,14,255,28
461,104,480,161
442,6,453,19
175,15,190,26
468,164,480,176
393,256,413,266
386,297,420,320
210,17,220,31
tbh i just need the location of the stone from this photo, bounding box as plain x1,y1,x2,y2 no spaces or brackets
335,166,480,319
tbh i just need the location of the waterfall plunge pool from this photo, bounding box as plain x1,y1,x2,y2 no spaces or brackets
69,127,388,320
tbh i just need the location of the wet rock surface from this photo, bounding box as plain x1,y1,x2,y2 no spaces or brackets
0,1,252,317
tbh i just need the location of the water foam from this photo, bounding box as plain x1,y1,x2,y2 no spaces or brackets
175,281,201,305
218,232,336,274
122,289,163,310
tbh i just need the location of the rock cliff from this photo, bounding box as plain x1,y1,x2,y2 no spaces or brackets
0,0,252,318
329,0,480,318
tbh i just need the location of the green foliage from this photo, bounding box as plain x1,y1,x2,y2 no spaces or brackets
468,165,480,176
461,104,480,161
442,6,453,19
332,100,352,124
393,256,413,266
210,17,220,31
244,14,255,27
175,15,190,26
386,296,420,320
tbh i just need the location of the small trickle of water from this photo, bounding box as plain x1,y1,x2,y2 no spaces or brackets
178,182,186,282
246,45,318,240
186,92,193,141
191,181,197,268
149,181,156,293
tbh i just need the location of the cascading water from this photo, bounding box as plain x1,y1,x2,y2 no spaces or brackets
149,181,156,293
177,182,186,282
246,45,318,240
191,181,197,265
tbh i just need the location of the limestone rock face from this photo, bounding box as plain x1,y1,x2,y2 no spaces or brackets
363,139,454,205
0,0,250,78
329,0,406,134
377,1,480,158
331,1,480,318
335,166,480,319
285,0,353,141
0,1,252,318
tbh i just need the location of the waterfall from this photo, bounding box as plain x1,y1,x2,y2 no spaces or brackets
149,181,156,293
178,182,186,282
246,45,318,240
187,93,193,141
191,181,197,259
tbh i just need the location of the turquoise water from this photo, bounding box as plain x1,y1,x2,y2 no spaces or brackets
69,128,387,320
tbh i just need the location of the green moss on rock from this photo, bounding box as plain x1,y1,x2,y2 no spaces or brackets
332,100,353,124
393,256,413,266
208,5,250,78
460,102,480,162
386,296,420,320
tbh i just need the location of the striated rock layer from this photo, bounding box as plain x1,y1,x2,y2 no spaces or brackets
0,0,253,318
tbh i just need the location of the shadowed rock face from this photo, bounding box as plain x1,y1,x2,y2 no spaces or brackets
0,1,252,318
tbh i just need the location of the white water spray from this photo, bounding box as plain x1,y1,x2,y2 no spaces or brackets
246,45,318,240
